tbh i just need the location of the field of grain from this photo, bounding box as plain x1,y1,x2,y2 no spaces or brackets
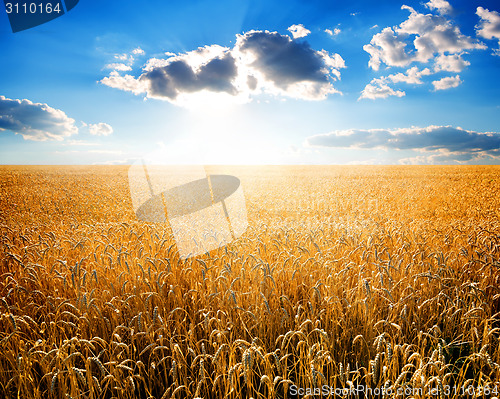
0,165,499,398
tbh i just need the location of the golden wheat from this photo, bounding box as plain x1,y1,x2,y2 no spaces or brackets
0,165,499,398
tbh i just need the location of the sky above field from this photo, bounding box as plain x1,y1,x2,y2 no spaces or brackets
1,0,500,165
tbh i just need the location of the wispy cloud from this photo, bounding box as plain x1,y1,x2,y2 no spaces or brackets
63,140,100,146
55,149,124,154
325,28,341,37
105,47,146,73
360,67,431,99
104,63,132,71
93,157,138,165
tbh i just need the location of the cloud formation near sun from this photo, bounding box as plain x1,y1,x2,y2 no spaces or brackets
100,30,345,105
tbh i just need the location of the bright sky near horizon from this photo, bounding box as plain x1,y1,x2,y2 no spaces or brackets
1,0,500,165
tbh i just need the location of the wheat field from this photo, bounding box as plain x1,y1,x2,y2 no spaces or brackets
0,165,499,398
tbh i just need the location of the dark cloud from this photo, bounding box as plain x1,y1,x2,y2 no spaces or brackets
101,30,345,103
0,95,78,141
306,125,500,154
236,30,329,88
139,52,238,100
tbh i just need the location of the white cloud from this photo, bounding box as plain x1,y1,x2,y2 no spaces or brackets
364,5,485,69
387,66,432,84
325,28,341,36
132,47,145,55
476,7,500,55
106,48,145,73
0,96,78,141
359,78,406,99
88,122,114,136
114,53,129,61
101,30,345,104
362,3,485,99
104,63,132,71
399,6,485,63
359,67,430,99
425,0,453,15
434,53,470,72
100,71,147,94
432,75,462,90
363,27,411,70
287,24,311,39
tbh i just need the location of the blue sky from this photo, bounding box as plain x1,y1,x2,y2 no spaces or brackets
1,0,499,164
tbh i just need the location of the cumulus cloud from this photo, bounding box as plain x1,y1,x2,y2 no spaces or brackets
425,0,453,15
476,7,500,55
364,5,484,70
360,67,431,99
306,125,500,163
361,3,485,98
88,122,114,136
139,47,238,99
0,95,78,141
100,30,345,104
0,96,114,142
432,75,461,90
363,27,412,70
433,53,470,72
287,24,311,39
399,6,485,62
236,31,344,97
